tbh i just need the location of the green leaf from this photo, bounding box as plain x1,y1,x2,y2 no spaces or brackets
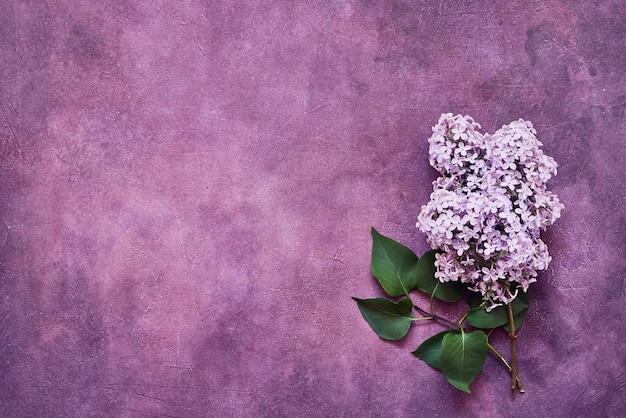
415,250,465,302
466,290,530,329
412,330,456,370
414,249,438,292
370,228,419,297
352,297,414,341
433,281,466,303
440,330,488,393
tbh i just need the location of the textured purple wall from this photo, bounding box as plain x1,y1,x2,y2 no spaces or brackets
1,1,625,417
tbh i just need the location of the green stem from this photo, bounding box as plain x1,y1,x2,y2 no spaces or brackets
457,310,472,328
429,283,438,317
487,342,524,392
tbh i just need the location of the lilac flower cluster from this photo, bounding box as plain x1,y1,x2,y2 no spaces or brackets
417,113,563,310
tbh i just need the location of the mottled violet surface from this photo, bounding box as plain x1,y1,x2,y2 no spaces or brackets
1,1,625,417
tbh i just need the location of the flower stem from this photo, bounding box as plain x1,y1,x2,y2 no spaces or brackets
487,342,524,392
506,301,519,397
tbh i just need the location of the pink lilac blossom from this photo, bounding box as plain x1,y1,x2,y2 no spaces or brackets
416,113,564,311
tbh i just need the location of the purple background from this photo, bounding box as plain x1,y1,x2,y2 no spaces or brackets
1,1,625,417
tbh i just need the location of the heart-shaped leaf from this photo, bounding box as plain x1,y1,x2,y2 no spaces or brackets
441,330,488,393
370,228,419,297
412,330,456,370
415,250,466,302
466,290,530,329
352,297,414,341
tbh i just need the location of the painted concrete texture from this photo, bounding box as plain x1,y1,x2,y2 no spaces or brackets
1,1,625,417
